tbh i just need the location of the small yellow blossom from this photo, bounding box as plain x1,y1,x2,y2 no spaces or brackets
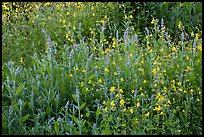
167,100,171,104
82,69,86,73
151,18,155,24
88,80,92,84
190,89,193,94
178,82,182,86
140,93,144,97
145,112,150,117
178,21,182,30
131,89,135,94
80,82,84,87
129,15,133,19
105,67,109,72
120,78,124,82
172,47,176,51
154,105,161,111
130,52,133,57
110,86,116,92
143,80,147,84
119,89,124,93
103,107,108,112
85,88,89,91
98,79,102,83
20,57,23,63
75,67,79,71
110,100,115,107
164,87,167,92
70,74,73,78
160,112,164,115
196,33,199,40
152,69,156,75
120,99,125,105
136,103,140,107
129,108,134,114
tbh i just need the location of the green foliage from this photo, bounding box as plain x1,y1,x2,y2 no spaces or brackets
2,2,202,135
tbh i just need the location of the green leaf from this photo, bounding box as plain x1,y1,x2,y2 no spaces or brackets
20,114,30,122
54,121,59,133
16,83,25,95
72,94,78,103
96,107,100,118
72,115,78,124
88,74,96,81
46,105,52,116
86,111,90,117
80,103,86,110
82,120,86,128
46,65,52,74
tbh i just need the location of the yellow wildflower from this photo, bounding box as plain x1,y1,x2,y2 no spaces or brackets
98,79,102,83
110,86,115,92
105,67,109,72
20,57,23,63
145,112,150,117
120,78,124,82
88,80,92,84
178,82,182,86
152,68,156,75
70,74,73,78
129,108,134,114
110,100,115,107
119,89,124,93
151,18,155,24
120,99,125,105
172,47,176,51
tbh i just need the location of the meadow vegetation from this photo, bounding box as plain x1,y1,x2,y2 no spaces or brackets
2,2,202,135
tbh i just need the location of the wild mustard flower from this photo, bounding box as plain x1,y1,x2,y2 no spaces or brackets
178,82,182,86
85,88,89,92
98,79,102,83
143,80,147,84
196,33,199,40
136,103,140,107
145,112,150,117
164,87,167,92
154,105,161,111
120,99,125,105
110,86,115,92
105,67,109,72
130,52,133,57
139,87,142,91
131,89,135,94
103,107,108,112
82,69,86,73
110,100,115,107
160,112,164,115
120,78,124,82
88,80,92,84
80,81,84,87
151,18,155,24
20,57,23,63
75,67,79,71
178,21,182,30
119,89,124,93
190,89,193,94
152,68,156,75
172,47,176,51
129,15,133,19
129,108,134,114
70,74,73,78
